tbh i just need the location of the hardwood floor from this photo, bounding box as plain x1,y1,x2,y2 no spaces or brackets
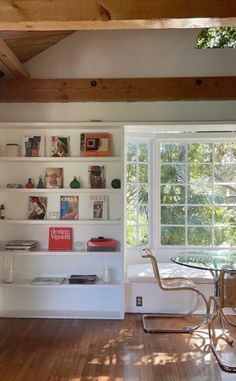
0,314,235,381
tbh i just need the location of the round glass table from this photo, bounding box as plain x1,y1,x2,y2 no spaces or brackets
170,250,236,296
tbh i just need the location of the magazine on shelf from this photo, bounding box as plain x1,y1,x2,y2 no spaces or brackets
89,194,109,220
45,168,63,189
48,227,73,251
60,196,79,220
88,165,106,188
81,132,111,157
31,276,66,285
5,240,37,250
22,135,45,157
50,136,70,157
28,196,47,220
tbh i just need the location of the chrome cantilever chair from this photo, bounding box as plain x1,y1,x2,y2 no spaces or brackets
208,269,236,372
142,248,208,333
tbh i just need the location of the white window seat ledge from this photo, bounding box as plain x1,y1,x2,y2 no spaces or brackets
125,262,214,314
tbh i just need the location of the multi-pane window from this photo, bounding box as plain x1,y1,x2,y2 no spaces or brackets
160,142,236,247
126,141,149,247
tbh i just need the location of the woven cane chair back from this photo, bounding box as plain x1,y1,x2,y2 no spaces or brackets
220,270,236,309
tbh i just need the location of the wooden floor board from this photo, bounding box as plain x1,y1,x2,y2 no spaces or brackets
0,314,235,381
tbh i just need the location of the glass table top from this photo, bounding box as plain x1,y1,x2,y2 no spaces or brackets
171,250,236,272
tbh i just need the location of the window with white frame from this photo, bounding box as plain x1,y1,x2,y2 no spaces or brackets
126,140,150,247
160,141,236,247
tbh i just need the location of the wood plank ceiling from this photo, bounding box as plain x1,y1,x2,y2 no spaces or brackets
0,0,236,102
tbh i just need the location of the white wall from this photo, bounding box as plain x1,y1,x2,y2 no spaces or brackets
1,29,236,123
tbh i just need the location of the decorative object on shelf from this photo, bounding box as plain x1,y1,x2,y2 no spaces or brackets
87,237,117,251
25,178,35,188
6,143,19,157
28,196,47,220
74,241,86,251
103,267,113,283
89,194,109,220
88,165,106,188
37,175,44,189
45,168,63,189
50,136,70,157
111,178,121,189
22,135,45,157
70,176,80,189
81,132,111,157
48,211,60,220
48,227,73,251
0,204,5,219
60,195,79,220
2,254,14,283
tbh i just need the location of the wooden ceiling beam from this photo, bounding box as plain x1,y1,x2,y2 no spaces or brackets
0,38,30,78
0,77,235,102
0,0,236,30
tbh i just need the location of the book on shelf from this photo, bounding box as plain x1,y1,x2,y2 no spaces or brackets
68,274,97,284
88,165,106,189
22,135,45,157
28,196,47,220
45,168,63,189
80,132,111,157
89,194,109,220
31,276,66,285
60,196,79,220
48,227,73,251
50,136,70,157
5,240,37,250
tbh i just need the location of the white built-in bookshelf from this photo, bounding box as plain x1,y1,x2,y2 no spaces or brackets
0,122,124,319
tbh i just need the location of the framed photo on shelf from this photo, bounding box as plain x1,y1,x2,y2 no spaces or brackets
81,132,111,157
28,196,47,220
89,195,109,220
60,195,79,220
50,136,70,157
48,227,73,251
22,135,45,157
88,165,106,189
45,168,63,189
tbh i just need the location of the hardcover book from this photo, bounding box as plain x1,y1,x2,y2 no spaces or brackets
81,132,111,157
46,168,63,189
89,194,109,220
48,227,73,251
88,165,106,189
28,196,47,220
5,240,37,250
60,196,79,220
22,135,45,157
50,136,70,157
31,276,66,285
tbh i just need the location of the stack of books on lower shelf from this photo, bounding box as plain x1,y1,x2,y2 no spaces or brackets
68,274,97,284
5,240,38,251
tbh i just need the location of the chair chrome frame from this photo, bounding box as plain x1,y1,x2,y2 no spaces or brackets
208,269,236,372
142,248,208,334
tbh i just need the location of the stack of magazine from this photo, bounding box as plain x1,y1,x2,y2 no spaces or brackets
5,240,38,251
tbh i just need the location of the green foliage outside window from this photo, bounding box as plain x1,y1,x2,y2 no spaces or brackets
161,142,236,247
196,27,236,49
126,142,149,247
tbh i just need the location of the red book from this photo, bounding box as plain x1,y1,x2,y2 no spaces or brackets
48,227,73,251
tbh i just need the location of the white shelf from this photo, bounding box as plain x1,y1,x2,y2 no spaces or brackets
0,219,121,225
0,156,121,163
0,250,121,256
0,188,121,194
0,279,121,288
